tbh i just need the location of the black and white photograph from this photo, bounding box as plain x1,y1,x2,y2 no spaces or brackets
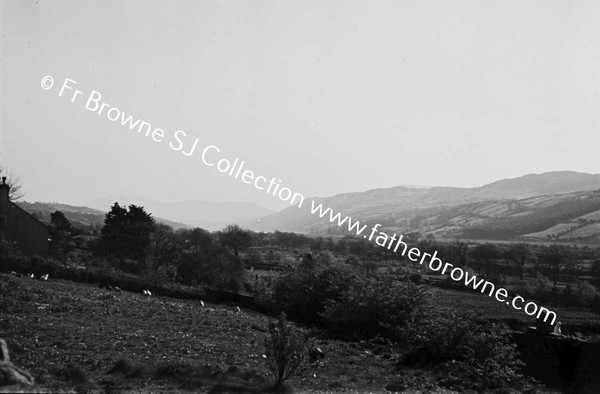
1,1,600,393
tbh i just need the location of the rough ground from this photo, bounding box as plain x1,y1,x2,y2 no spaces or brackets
0,273,463,393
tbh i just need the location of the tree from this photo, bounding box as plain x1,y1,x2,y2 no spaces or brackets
505,244,533,279
538,244,572,285
219,224,252,257
0,164,24,200
207,250,246,291
175,228,213,285
101,202,128,257
470,243,499,277
448,240,469,267
101,203,155,261
49,211,74,255
174,228,246,290
146,223,180,283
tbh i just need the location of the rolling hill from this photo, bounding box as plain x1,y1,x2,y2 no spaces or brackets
249,171,600,243
18,202,189,231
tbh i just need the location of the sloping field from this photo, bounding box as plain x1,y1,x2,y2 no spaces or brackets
0,274,454,393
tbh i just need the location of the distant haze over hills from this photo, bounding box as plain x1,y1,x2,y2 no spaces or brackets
249,171,600,243
19,171,600,243
87,196,273,231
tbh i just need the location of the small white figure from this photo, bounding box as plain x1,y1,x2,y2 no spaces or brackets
41,274,49,281
29,273,35,279
200,300,205,307
236,306,241,313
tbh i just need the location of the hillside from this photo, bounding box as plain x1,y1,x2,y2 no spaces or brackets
18,202,189,231
0,274,447,393
250,171,600,243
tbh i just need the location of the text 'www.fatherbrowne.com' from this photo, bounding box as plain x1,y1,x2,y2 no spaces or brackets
308,200,558,325
41,74,558,326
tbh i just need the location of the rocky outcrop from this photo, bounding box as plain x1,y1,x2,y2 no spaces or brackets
0,339,35,388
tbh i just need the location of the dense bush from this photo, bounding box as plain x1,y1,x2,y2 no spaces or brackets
323,276,430,341
271,260,361,324
264,260,433,343
205,252,246,292
402,311,529,391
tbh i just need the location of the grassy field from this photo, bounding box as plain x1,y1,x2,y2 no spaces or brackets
429,285,600,337
1,273,468,393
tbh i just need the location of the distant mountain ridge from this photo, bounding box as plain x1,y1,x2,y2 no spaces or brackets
475,171,600,198
249,171,600,243
19,171,600,242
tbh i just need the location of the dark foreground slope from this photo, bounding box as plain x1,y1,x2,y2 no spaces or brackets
0,274,456,393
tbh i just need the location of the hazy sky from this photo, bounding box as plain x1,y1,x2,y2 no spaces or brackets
1,0,599,211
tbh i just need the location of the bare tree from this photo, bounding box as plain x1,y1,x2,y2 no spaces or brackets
146,224,180,284
470,243,499,277
505,243,533,279
219,224,252,257
538,244,573,285
0,164,24,200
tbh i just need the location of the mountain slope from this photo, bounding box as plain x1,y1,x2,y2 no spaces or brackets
251,171,600,242
474,171,600,198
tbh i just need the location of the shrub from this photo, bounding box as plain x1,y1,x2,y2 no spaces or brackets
533,272,556,295
402,311,528,391
408,273,424,285
264,313,315,388
271,261,361,324
564,281,598,307
254,275,277,313
322,277,430,341
206,252,246,292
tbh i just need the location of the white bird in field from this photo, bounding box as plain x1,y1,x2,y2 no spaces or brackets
29,273,35,279
236,306,241,313
114,286,122,292
41,274,49,281
200,300,205,307
143,289,151,296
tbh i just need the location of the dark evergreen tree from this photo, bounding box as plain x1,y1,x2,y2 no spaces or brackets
101,203,155,261
49,210,74,255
